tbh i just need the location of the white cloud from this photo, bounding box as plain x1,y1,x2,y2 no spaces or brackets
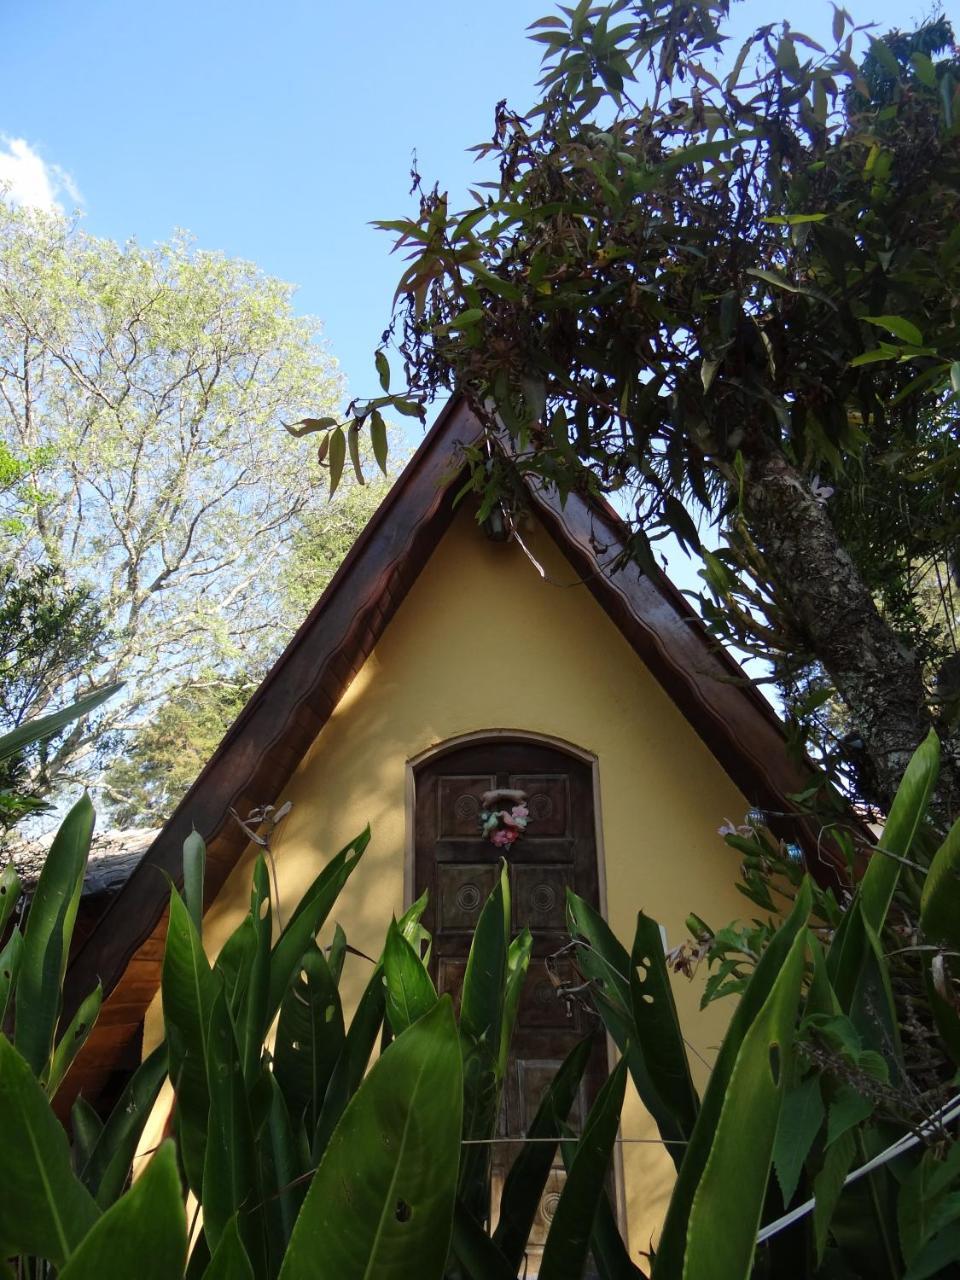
0,137,81,213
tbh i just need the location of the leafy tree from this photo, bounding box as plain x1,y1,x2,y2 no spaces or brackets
102,479,390,825
0,201,350,797
327,2,960,817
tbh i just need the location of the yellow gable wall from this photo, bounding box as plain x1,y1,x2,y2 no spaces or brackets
143,502,757,1252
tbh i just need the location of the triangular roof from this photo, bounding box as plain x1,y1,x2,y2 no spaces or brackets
62,395,822,1107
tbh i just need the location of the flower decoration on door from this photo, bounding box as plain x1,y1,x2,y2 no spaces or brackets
479,788,529,848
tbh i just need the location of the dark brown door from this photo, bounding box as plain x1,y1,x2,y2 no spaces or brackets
414,737,608,1269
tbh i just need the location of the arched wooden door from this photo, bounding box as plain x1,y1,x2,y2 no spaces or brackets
413,735,609,1267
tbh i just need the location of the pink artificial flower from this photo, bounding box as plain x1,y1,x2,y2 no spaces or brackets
490,827,519,848
512,804,529,820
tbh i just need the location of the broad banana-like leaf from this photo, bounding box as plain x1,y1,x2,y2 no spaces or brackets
0,682,122,764
182,829,206,937
261,1074,310,1275
459,862,511,1222
15,793,94,1077
70,1096,104,1173
46,980,102,1097
204,1214,255,1280
240,856,272,1083
493,1035,593,1270
654,877,812,1280
279,997,463,1280
860,729,938,935
0,861,21,935
162,886,219,1196
328,921,347,982
681,925,808,1280
81,1040,168,1207
0,1034,99,1264
311,892,429,1160
498,926,532,1078
383,917,437,1035
215,915,257,1017
628,912,700,1139
202,988,264,1268
0,926,22,1025
274,942,345,1132
452,1200,517,1280
921,813,960,950
567,892,691,1167
591,1186,648,1280
268,827,370,1020
539,1057,629,1280
850,912,904,1076
58,1141,186,1280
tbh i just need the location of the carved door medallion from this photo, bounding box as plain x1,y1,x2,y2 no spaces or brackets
414,738,608,1275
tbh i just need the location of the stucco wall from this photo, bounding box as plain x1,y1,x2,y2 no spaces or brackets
142,503,756,1253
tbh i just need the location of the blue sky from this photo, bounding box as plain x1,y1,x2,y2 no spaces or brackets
0,0,927,416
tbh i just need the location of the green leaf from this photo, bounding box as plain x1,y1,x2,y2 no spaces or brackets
268,828,369,1022
629,912,700,1143
452,1201,517,1280
162,885,220,1196
215,916,257,1018
375,349,391,393
0,1034,100,1264
279,998,463,1280
59,1142,186,1280
0,683,122,764
370,409,389,475
240,856,272,1084
921,814,960,950
681,925,809,1280
950,362,960,395
826,1085,874,1146
591,1185,647,1279
46,981,102,1097
312,957,386,1159
654,879,812,1280
81,1041,168,1207
498,926,532,1078
493,1036,593,1270
850,347,896,367
0,862,22,936
260,1076,309,1275
812,1129,856,1262
539,1058,629,1280
0,926,22,1026
763,213,829,225
70,1096,104,1173
274,942,345,1131
202,989,263,1263
328,426,346,495
204,1214,255,1280
348,422,365,485
863,314,924,346
15,793,95,1077
383,918,437,1035
773,1073,824,1207
183,830,206,937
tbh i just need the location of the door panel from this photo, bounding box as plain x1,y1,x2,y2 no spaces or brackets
414,738,608,1275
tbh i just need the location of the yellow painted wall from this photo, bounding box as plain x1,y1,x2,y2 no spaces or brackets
142,503,756,1254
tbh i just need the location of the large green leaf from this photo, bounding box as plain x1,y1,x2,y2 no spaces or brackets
0,682,122,764
459,862,510,1222
539,1058,629,1280
279,998,463,1280
70,1095,104,1173
182,829,206,938
204,1214,256,1280
202,988,264,1267
567,892,691,1167
653,877,812,1280
493,1035,593,1270
591,1186,648,1280
921,814,960,950
773,1073,824,1209
46,980,102,1097
498,926,532,1078
274,942,345,1131
268,827,370,1021
215,915,257,1017
162,886,220,1195
15,793,95,1077
240,856,272,1083
81,1040,168,1207
0,1034,100,1264
260,1075,310,1275
0,926,23,1025
383,917,437,1035
0,861,22,936
452,1200,517,1280
682,925,809,1280
59,1141,186,1280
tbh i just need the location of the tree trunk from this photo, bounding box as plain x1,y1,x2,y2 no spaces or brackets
741,446,957,817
